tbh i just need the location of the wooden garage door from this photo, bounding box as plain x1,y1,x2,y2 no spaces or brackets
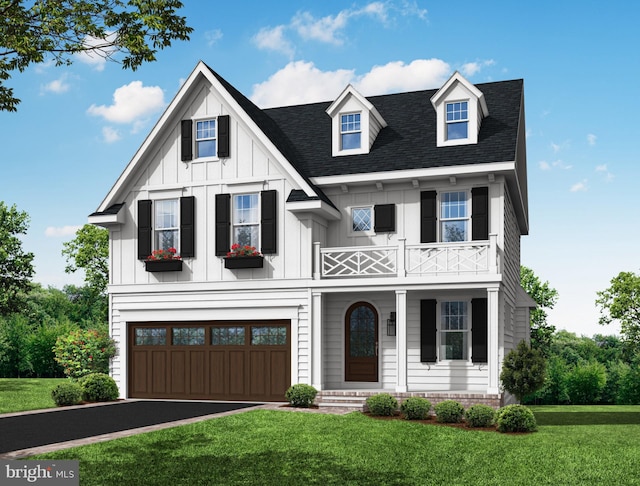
129,321,290,402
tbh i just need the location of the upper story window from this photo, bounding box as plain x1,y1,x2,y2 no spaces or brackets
341,113,361,150
196,119,216,158
446,101,468,140
233,193,259,248
440,301,469,360
351,206,372,233
440,191,468,242
154,198,179,251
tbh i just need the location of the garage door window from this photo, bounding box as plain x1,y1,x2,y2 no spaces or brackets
251,326,287,345
172,327,205,345
135,328,167,345
211,326,245,345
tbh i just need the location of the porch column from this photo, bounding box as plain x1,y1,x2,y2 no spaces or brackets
395,290,408,393
311,291,323,390
487,288,500,394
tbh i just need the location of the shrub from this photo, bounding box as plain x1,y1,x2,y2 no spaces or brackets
400,397,431,420
434,400,464,423
284,384,318,408
617,361,640,404
366,393,398,416
53,328,117,379
465,404,496,428
51,381,83,406
500,340,547,402
496,404,537,433
566,360,607,404
79,372,119,402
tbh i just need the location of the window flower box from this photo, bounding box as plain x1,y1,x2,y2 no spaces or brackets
145,259,183,272
224,255,264,269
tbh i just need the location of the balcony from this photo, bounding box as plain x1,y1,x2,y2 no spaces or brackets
313,235,498,279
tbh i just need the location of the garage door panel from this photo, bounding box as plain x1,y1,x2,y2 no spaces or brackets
130,321,290,401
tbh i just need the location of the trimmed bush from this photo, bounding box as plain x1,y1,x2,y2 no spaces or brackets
366,393,398,416
79,372,119,402
400,397,431,420
285,384,318,408
434,400,464,423
465,404,496,428
51,381,83,406
496,404,537,433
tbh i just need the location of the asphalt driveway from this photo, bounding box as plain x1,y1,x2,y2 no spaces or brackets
0,400,260,456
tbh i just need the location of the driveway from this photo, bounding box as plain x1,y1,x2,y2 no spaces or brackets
0,400,262,458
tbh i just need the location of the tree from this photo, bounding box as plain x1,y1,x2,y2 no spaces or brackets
520,266,559,355
500,340,547,402
0,201,34,315
596,271,640,355
0,0,192,111
62,224,109,296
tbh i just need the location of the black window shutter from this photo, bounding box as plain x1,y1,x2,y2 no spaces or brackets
471,298,488,363
138,200,152,260
217,115,230,158
420,191,437,243
181,120,193,162
215,193,231,256
471,187,489,241
261,190,277,254
374,204,395,232
420,299,437,362
180,196,195,258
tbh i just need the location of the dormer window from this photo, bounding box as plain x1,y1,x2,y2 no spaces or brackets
341,113,361,150
446,101,468,140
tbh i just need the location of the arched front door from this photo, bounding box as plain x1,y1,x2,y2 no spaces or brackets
345,302,378,382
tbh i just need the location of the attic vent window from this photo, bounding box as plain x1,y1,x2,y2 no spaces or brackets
341,113,361,150
446,101,468,140
196,119,217,157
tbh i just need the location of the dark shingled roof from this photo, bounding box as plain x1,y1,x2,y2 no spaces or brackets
89,202,125,217
205,62,523,184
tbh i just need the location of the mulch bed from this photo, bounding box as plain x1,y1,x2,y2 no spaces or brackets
362,411,502,433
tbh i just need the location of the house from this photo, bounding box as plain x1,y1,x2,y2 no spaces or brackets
89,61,534,407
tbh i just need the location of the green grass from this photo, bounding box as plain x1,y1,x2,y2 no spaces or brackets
0,378,67,414
33,407,640,485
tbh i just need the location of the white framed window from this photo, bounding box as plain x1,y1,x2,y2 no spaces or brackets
439,301,469,360
232,193,259,248
351,206,373,233
340,113,361,150
446,101,468,140
440,191,469,242
154,198,179,251
196,119,216,158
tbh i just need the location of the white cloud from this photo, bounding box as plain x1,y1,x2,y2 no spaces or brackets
460,59,495,77
398,0,428,19
205,29,223,47
292,10,351,45
250,58,453,108
596,164,614,181
253,25,295,58
102,126,121,143
570,180,588,192
75,33,117,71
87,81,165,124
551,140,571,153
356,59,451,95
539,161,551,170
45,225,82,237
587,133,597,146
40,76,70,94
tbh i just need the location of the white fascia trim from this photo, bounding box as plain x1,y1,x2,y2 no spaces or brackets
310,161,515,187
431,71,488,116
88,212,125,227
285,200,341,220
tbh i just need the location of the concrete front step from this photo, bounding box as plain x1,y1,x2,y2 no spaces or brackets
316,394,368,411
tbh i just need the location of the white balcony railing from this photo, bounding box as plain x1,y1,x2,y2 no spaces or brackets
313,235,498,279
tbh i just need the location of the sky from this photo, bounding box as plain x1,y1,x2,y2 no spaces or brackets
2,0,638,338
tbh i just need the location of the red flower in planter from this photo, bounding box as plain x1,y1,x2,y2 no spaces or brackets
146,248,182,261
226,243,262,258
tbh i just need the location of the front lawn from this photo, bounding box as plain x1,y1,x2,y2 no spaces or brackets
34,407,640,485
0,378,67,414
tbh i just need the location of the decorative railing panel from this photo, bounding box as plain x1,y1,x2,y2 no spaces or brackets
405,243,489,276
321,246,397,277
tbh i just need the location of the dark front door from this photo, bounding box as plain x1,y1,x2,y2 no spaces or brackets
345,302,378,382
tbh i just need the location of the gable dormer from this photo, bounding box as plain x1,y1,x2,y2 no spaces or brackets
326,85,387,157
430,71,489,147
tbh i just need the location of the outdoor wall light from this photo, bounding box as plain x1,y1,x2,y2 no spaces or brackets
387,311,396,336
